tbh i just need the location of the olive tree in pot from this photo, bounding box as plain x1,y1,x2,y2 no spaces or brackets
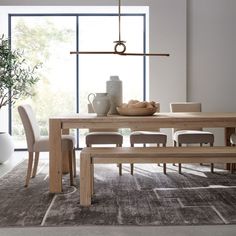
0,35,40,163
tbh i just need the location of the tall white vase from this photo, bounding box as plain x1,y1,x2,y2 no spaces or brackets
0,132,14,163
106,76,123,114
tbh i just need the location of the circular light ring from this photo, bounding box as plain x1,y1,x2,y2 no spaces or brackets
114,41,126,54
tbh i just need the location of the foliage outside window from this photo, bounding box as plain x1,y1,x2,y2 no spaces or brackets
0,35,40,110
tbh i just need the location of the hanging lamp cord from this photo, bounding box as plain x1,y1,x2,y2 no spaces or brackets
118,0,121,42
114,0,127,53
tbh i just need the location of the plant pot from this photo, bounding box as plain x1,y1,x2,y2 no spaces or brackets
0,132,14,164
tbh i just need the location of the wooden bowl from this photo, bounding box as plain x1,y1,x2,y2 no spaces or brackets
116,106,157,116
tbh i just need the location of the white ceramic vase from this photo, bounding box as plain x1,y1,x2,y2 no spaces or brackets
0,132,14,163
106,76,123,114
88,93,111,116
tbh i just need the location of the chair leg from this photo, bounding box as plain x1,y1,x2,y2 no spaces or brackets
117,144,122,176
173,141,177,166
32,152,39,178
162,143,167,173
156,144,160,166
68,151,74,186
178,143,182,174
199,144,203,165
211,163,214,173
163,163,167,175
130,143,134,175
130,164,134,175
178,163,182,174
209,143,214,172
230,163,234,174
25,152,34,187
119,164,122,176
73,149,76,177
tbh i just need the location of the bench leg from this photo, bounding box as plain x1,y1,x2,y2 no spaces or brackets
91,163,94,196
80,152,92,206
211,163,214,173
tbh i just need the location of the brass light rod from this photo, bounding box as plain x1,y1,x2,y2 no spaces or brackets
70,51,169,56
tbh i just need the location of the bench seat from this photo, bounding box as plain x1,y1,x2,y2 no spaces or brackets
80,146,236,206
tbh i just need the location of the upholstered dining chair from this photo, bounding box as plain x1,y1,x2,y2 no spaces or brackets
170,102,214,174
85,104,123,175
130,102,167,174
18,104,76,187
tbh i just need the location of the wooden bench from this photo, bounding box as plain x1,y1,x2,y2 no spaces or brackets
80,146,236,206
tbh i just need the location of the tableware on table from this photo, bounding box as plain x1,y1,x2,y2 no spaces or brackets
106,75,123,114
88,93,111,116
116,106,157,116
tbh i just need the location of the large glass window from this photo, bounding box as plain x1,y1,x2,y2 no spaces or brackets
11,16,76,149
10,12,146,149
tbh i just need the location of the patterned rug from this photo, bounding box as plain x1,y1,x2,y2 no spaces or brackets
0,160,236,227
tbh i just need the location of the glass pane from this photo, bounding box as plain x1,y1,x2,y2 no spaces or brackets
11,16,76,149
79,15,144,111
78,15,144,147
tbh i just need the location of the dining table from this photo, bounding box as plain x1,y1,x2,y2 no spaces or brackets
49,112,236,193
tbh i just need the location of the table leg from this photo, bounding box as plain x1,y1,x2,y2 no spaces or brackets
225,127,235,170
62,129,70,174
49,119,63,193
80,152,92,206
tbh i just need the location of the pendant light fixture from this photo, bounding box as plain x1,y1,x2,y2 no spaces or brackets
70,0,169,57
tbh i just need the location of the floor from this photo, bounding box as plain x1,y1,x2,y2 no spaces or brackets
1,225,236,236
0,152,236,236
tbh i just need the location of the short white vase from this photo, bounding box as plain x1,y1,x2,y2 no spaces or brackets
88,93,111,116
0,132,14,163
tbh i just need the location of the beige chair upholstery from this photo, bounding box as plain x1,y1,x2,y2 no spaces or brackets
130,103,167,174
170,102,214,173
86,132,123,146
85,105,123,175
230,133,236,145
18,104,76,187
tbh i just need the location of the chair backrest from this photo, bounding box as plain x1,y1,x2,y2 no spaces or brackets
131,102,160,132
170,102,202,132
18,104,40,151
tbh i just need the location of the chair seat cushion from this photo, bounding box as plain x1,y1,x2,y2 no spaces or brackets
86,132,123,145
173,130,214,144
34,135,75,152
130,131,167,144
230,133,236,145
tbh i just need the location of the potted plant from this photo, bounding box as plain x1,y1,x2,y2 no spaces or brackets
0,35,40,163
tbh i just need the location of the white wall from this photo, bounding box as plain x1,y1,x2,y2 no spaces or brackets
188,0,236,112
188,0,236,145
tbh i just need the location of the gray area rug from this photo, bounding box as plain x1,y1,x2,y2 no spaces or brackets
0,160,236,227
